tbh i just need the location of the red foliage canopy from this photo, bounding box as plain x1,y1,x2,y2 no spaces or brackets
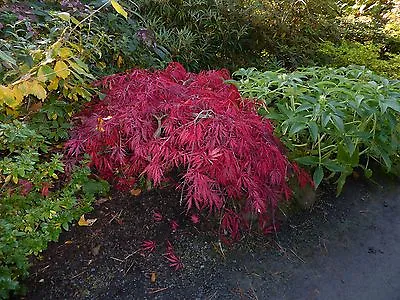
65,62,310,240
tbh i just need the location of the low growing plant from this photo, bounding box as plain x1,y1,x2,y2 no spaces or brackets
0,120,109,298
232,66,400,194
65,62,311,243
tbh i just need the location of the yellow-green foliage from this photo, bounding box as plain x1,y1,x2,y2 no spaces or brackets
319,41,400,79
0,41,94,115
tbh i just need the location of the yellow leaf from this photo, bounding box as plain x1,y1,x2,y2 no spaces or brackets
30,81,47,100
0,85,13,106
54,61,70,79
117,55,123,68
48,77,59,91
111,0,128,19
4,174,12,184
17,81,31,95
150,272,157,283
4,87,23,109
130,188,142,196
12,87,24,104
78,214,97,226
59,47,73,59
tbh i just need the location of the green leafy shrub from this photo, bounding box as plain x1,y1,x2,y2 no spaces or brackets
133,0,255,71
133,0,340,70
246,0,339,68
0,120,109,298
318,41,400,79
232,66,400,194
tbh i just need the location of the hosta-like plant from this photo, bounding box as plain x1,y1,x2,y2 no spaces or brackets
65,62,311,241
232,66,400,194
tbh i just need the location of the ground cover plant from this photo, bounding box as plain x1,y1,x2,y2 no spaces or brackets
0,120,109,298
65,62,312,243
232,66,400,194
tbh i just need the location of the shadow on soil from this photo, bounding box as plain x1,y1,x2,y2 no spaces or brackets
22,175,400,300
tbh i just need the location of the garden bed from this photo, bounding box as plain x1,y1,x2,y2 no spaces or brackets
22,175,400,299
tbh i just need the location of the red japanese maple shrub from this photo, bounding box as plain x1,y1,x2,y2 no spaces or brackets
65,62,311,241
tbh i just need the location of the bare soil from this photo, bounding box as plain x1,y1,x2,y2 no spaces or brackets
21,175,400,300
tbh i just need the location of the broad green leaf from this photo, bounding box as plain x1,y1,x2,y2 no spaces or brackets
313,165,324,188
385,99,400,113
54,61,70,79
308,121,319,143
73,57,89,71
331,114,344,132
296,103,313,112
56,12,71,22
355,95,364,107
0,49,17,68
336,172,348,196
295,156,319,166
289,122,307,136
380,150,392,170
111,0,128,19
37,65,56,82
337,144,350,163
323,159,345,172
322,112,331,127
69,61,95,80
344,136,355,157
350,147,359,166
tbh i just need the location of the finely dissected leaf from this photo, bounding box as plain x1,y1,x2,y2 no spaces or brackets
54,61,70,79
111,0,128,19
65,62,311,241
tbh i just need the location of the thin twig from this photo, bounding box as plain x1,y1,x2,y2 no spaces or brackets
70,270,86,280
124,261,135,276
108,209,123,224
124,249,141,260
110,256,124,262
289,248,305,263
148,287,169,294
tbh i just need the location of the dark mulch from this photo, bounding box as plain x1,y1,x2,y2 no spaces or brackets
21,175,400,300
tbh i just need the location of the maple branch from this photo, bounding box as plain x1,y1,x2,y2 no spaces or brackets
153,114,167,138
